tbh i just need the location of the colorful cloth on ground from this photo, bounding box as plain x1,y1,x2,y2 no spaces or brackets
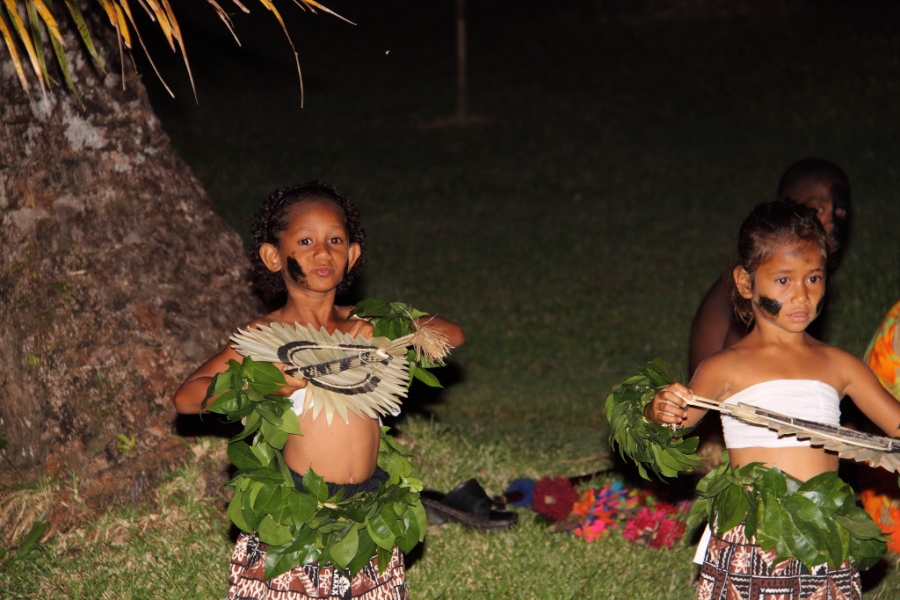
226,533,408,600
865,299,900,401
697,523,861,600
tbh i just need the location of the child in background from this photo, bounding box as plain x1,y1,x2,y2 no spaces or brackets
688,158,851,375
647,199,900,599
174,181,464,599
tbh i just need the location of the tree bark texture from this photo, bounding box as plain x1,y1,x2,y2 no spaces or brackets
0,22,262,527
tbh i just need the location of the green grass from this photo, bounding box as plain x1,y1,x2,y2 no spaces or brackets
5,1,900,597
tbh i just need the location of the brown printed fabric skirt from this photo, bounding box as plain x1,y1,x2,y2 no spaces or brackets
225,533,409,600
697,524,862,600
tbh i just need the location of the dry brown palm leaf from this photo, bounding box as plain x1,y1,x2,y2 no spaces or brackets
409,317,452,364
686,395,900,473
230,323,413,425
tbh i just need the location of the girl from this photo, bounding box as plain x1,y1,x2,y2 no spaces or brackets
647,199,900,600
174,181,464,599
688,158,852,375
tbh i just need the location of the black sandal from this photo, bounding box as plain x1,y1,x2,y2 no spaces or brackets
420,479,518,531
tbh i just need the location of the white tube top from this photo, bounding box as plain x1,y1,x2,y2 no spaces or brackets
720,380,841,449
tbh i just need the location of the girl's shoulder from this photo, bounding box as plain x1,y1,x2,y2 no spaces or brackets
702,344,748,373
691,348,743,399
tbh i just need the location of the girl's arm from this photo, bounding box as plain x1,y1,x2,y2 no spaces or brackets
645,382,708,429
645,355,730,429
413,315,465,348
841,351,900,438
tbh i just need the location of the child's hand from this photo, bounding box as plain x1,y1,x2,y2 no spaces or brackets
646,383,692,427
274,363,309,397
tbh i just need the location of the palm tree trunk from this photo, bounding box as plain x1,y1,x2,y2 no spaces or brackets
0,21,260,526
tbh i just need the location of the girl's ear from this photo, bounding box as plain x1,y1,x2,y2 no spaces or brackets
259,243,282,273
733,265,753,299
347,242,361,270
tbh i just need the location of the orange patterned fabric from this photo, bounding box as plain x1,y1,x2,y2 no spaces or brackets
861,301,900,555
864,299,900,401
860,489,900,554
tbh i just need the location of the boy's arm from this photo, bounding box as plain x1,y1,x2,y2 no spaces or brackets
413,315,465,348
173,345,242,414
173,344,308,414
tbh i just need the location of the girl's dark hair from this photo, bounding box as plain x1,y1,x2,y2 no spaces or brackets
249,181,367,304
731,199,828,326
776,157,851,267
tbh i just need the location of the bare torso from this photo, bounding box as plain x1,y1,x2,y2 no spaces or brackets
266,304,382,484
727,446,837,481
283,409,381,484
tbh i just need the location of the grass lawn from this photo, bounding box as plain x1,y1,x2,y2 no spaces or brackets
4,1,900,597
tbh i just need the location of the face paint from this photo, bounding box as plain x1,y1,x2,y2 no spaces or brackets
757,295,782,317
286,256,306,283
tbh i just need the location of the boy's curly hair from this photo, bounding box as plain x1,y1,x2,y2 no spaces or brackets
731,199,828,326
249,181,367,304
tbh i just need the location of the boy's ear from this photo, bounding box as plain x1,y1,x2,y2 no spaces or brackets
259,243,282,273
733,266,753,299
347,242,361,270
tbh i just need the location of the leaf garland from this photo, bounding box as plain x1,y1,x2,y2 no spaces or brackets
605,358,703,480
351,298,448,389
689,455,887,571
203,357,427,579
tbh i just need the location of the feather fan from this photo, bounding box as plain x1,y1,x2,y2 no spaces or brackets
686,395,900,473
230,323,413,425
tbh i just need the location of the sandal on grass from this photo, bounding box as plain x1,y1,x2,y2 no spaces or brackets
420,478,519,531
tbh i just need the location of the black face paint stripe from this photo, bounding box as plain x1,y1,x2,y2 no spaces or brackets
287,256,306,283
757,296,782,317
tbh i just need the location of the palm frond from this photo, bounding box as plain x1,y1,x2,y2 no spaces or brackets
63,0,105,73
687,395,900,472
1,0,347,105
0,9,31,94
3,0,46,97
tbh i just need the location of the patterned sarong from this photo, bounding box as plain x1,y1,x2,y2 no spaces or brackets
697,523,861,600
226,533,409,600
